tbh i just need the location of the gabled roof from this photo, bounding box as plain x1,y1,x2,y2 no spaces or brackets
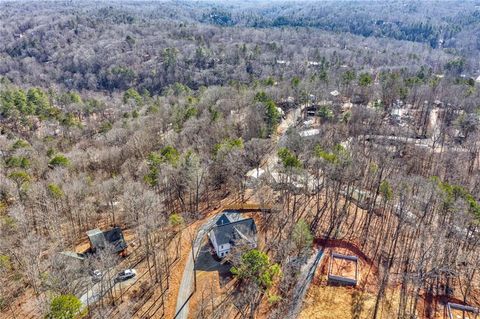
103,227,127,253
212,217,257,246
216,214,231,226
86,228,106,250
87,227,127,253
223,211,243,222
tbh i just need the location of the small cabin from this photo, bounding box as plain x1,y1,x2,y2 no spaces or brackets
86,227,127,254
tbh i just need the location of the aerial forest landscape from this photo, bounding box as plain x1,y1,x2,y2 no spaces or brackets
1,0,480,318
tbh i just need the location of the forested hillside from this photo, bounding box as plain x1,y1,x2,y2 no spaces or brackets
2,1,478,92
1,1,480,319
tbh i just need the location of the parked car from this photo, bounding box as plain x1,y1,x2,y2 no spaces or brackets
114,269,136,283
90,269,102,283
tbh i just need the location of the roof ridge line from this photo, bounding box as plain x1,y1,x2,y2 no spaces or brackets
214,217,254,228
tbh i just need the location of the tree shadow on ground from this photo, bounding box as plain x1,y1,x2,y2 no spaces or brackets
194,240,233,287
351,290,367,319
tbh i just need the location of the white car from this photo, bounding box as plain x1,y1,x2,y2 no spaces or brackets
114,269,136,283
90,269,102,283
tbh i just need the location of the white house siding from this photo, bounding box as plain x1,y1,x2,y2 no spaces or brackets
208,230,218,252
208,231,232,257
217,243,231,258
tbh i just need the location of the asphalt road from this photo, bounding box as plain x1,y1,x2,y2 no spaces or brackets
79,270,137,311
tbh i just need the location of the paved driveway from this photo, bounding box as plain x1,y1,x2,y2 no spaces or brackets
174,214,219,319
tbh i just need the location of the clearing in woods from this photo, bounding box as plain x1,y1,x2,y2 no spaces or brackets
299,243,400,319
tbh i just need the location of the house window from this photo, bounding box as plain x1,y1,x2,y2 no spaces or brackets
220,245,223,249
220,252,224,257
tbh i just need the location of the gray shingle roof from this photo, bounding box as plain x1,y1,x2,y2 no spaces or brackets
212,217,257,246
216,214,231,226
86,227,127,253
103,227,127,253
215,210,243,226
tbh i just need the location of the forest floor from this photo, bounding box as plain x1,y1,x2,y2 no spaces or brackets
418,293,480,319
1,102,302,319
0,288,42,319
287,248,325,318
299,285,400,319
126,196,238,319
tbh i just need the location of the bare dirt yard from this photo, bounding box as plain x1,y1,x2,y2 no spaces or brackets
299,241,401,319
329,250,358,283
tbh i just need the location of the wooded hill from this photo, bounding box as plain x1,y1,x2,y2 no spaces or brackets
1,1,480,319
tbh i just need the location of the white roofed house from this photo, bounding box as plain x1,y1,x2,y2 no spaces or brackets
330,90,340,97
276,60,290,66
208,212,257,258
245,167,265,187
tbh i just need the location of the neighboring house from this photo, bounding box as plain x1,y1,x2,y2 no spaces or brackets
278,96,295,111
208,212,257,258
330,90,340,97
86,227,127,254
276,60,290,66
